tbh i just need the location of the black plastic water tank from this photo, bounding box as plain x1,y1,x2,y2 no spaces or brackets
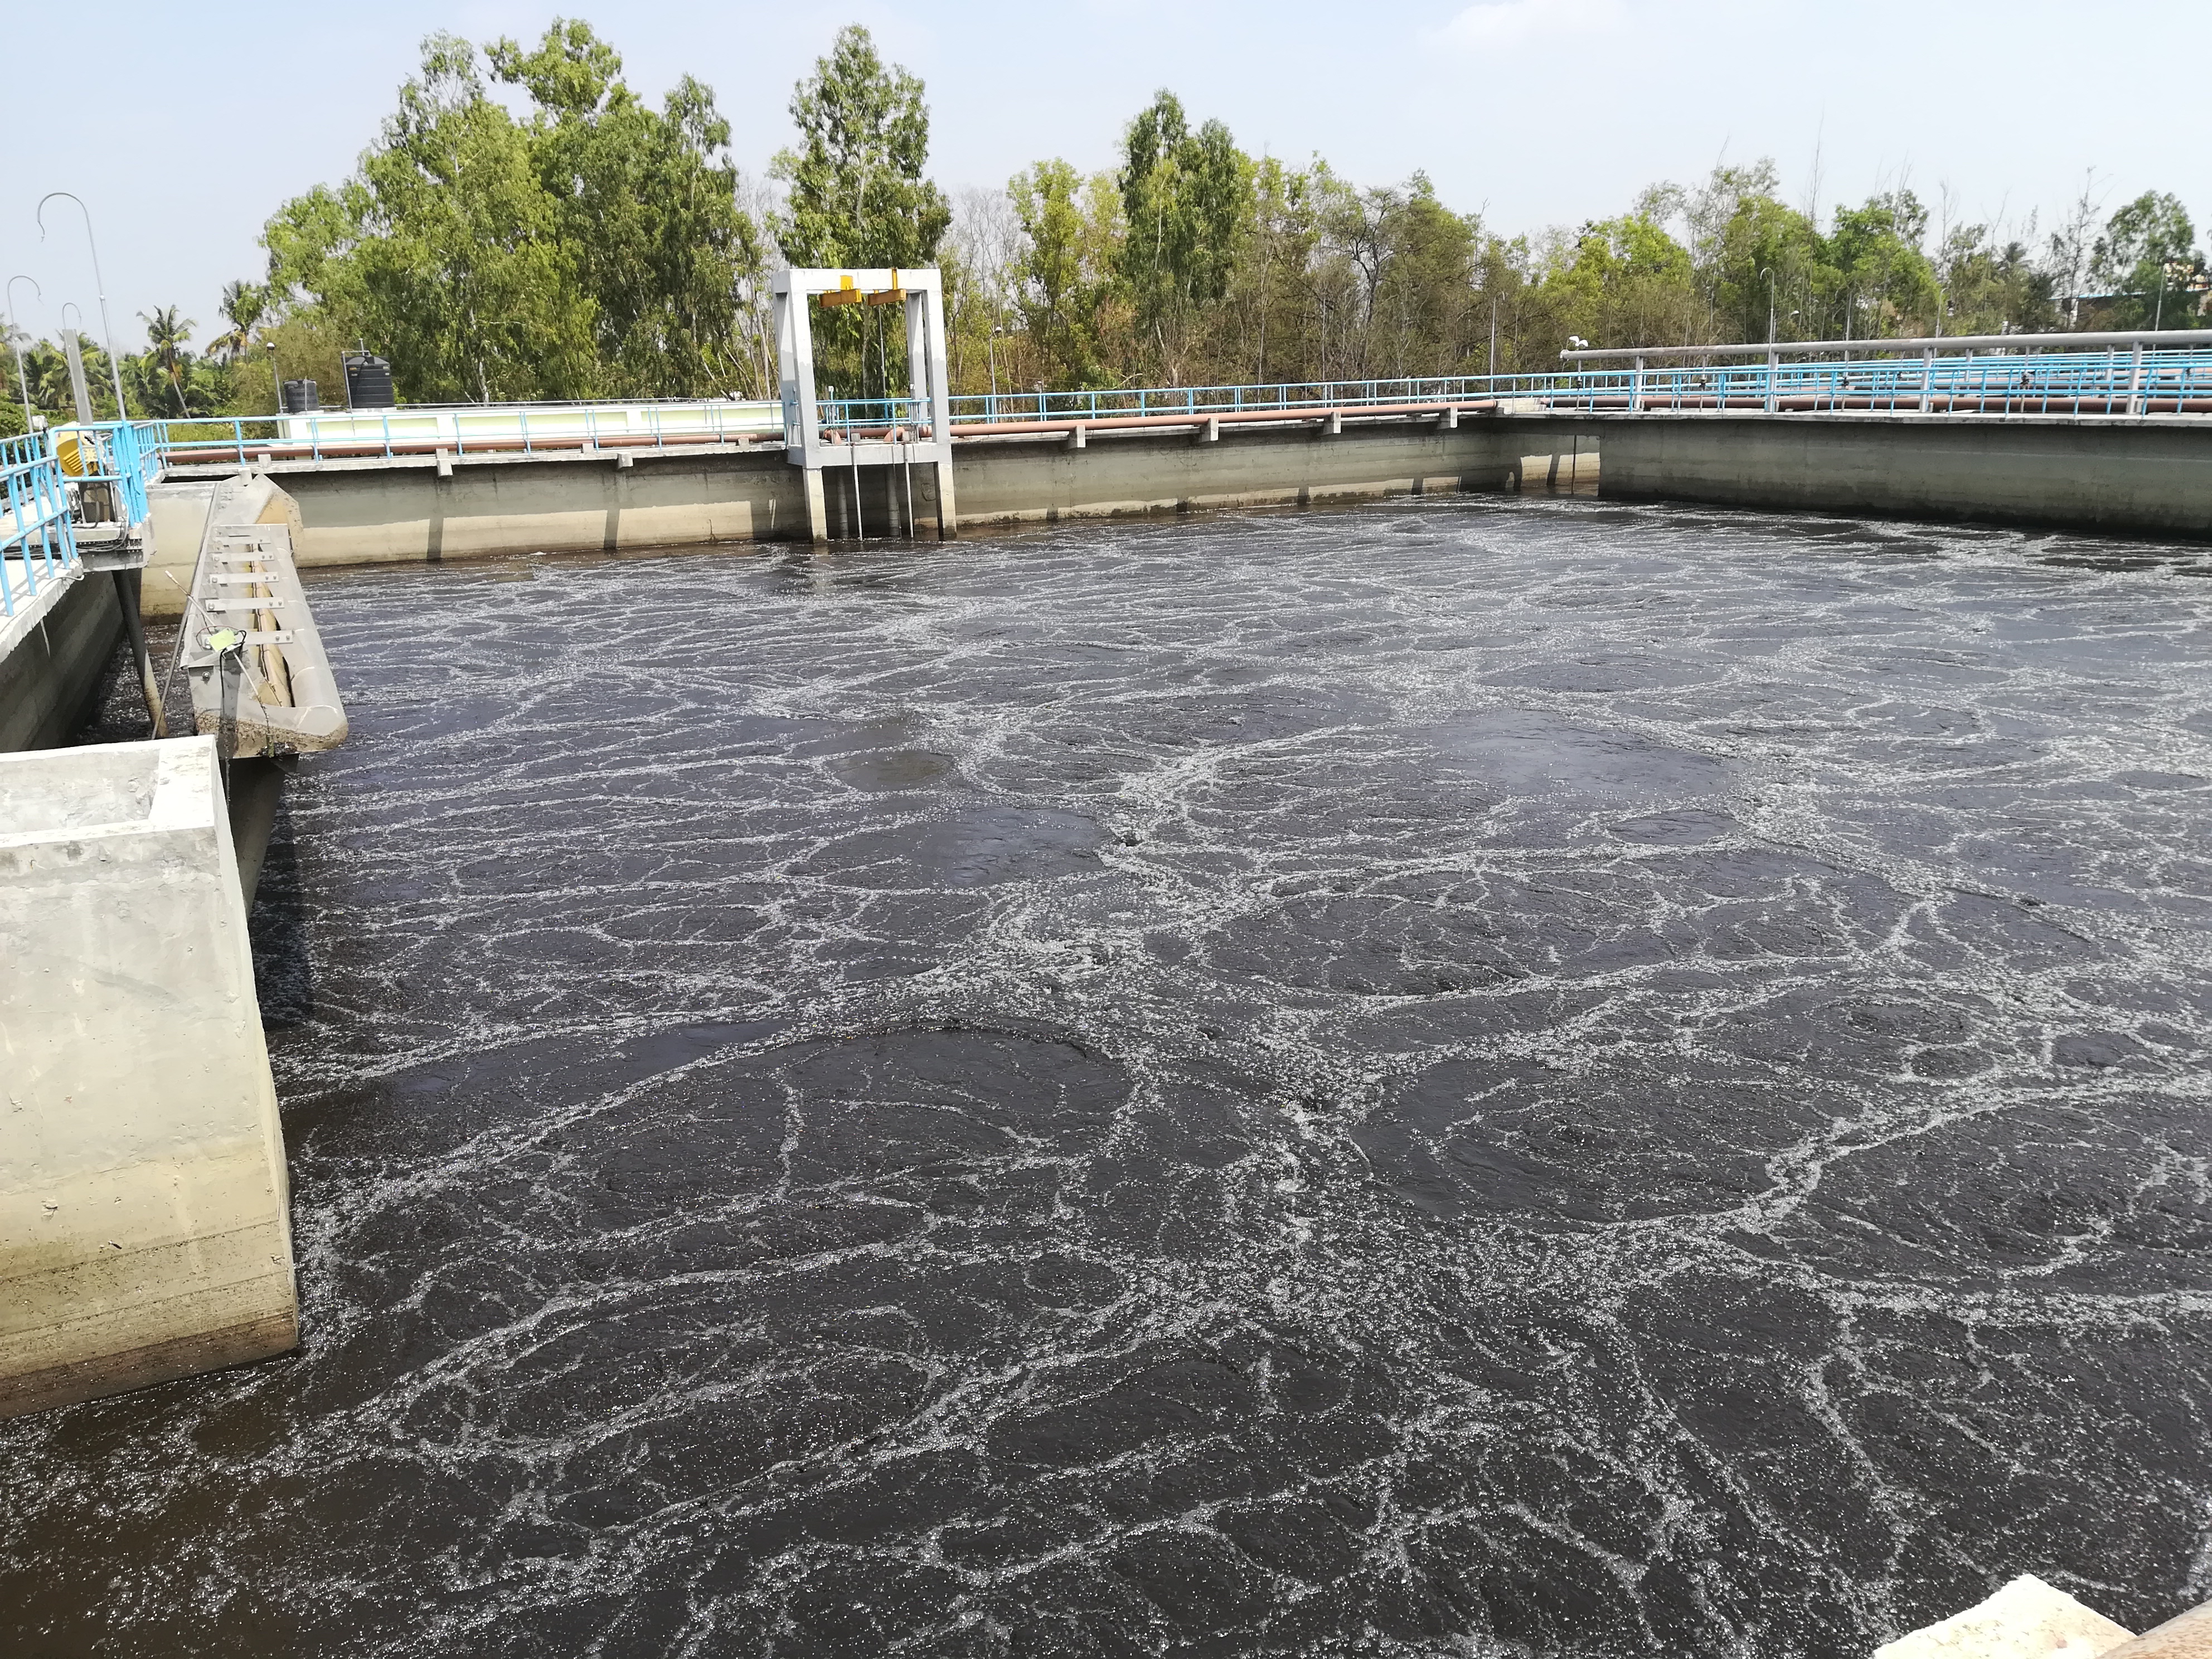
282,379,319,413
345,353,396,409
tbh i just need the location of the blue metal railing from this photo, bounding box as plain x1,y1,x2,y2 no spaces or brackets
1,430,80,622
54,420,163,524
1,421,165,622
810,346,2212,433
145,399,782,468
114,341,2212,473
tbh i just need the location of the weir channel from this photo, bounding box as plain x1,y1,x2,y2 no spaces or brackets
4,494,2209,1655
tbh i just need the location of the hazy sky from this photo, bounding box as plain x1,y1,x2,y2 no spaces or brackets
4,1,2200,355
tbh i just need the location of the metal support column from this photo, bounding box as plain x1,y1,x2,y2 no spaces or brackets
113,569,166,736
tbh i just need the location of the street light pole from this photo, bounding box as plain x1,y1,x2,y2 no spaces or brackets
1760,266,1777,344
37,192,129,422
4,275,40,431
266,339,283,415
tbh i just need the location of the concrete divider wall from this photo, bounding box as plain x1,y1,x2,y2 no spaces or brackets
269,449,808,581
1596,414,2212,536
0,735,297,1415
213,420,1568,575
950,421,1529,525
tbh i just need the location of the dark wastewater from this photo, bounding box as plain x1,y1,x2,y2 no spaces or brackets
7,496,2211,1656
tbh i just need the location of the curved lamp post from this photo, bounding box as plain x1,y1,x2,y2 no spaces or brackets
4,274,39,430
37,192,129,421
37,195,166,738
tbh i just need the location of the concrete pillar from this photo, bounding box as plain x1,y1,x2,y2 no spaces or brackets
920,287,957,539
803,467,828,545
0,736,297,1417
934,458,959,539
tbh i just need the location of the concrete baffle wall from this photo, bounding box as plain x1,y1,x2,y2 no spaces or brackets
0,735,297,1417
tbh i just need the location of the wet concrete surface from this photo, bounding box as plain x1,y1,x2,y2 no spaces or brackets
7,496,2211,1655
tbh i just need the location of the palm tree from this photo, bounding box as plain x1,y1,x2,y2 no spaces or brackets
138,305,195,415
210,280,268,364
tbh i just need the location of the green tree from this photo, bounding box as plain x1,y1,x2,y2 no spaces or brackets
267,33,596,402
1224,156,1317,384
775,25,949,270
487,20,760,395
2091,192,2206,328
1826,191,1941,338
1714,192,1829,343
773,25,950,395
261,22,753,404
1116,91,1248,380
1937,225,2059,335
137,307,196,415
1540,211,1696,353
210,281,269,365
1010,159,1118,388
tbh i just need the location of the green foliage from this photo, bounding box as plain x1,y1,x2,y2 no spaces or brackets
774,25,949,271
1541,211,1697,351
1223,156,1318,384
772,25,949,396
1010,160,1116,389
489,22,760,394
1826,191,1941,336
1938,229,2059,335
228,308,351,415
1713,194,1826,342
1115,91,1248,378
262,21,758,403
210,281,270,365
2,311,236,423
215,27,2208,406
2090,192,2206,328
137,306,196,415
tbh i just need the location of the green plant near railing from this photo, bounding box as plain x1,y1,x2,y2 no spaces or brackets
159,420,261,444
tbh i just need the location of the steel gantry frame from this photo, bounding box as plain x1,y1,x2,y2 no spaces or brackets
771,267,957,545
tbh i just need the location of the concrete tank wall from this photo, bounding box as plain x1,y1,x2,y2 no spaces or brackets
1595,414,2212,536
0,571,122,751
229,421,1565,570
275,450,809,573
180,410,2212,584
0,736,297,1416
949,421,1529,525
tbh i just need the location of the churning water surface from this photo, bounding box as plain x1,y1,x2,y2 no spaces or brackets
7,496,2212,1657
